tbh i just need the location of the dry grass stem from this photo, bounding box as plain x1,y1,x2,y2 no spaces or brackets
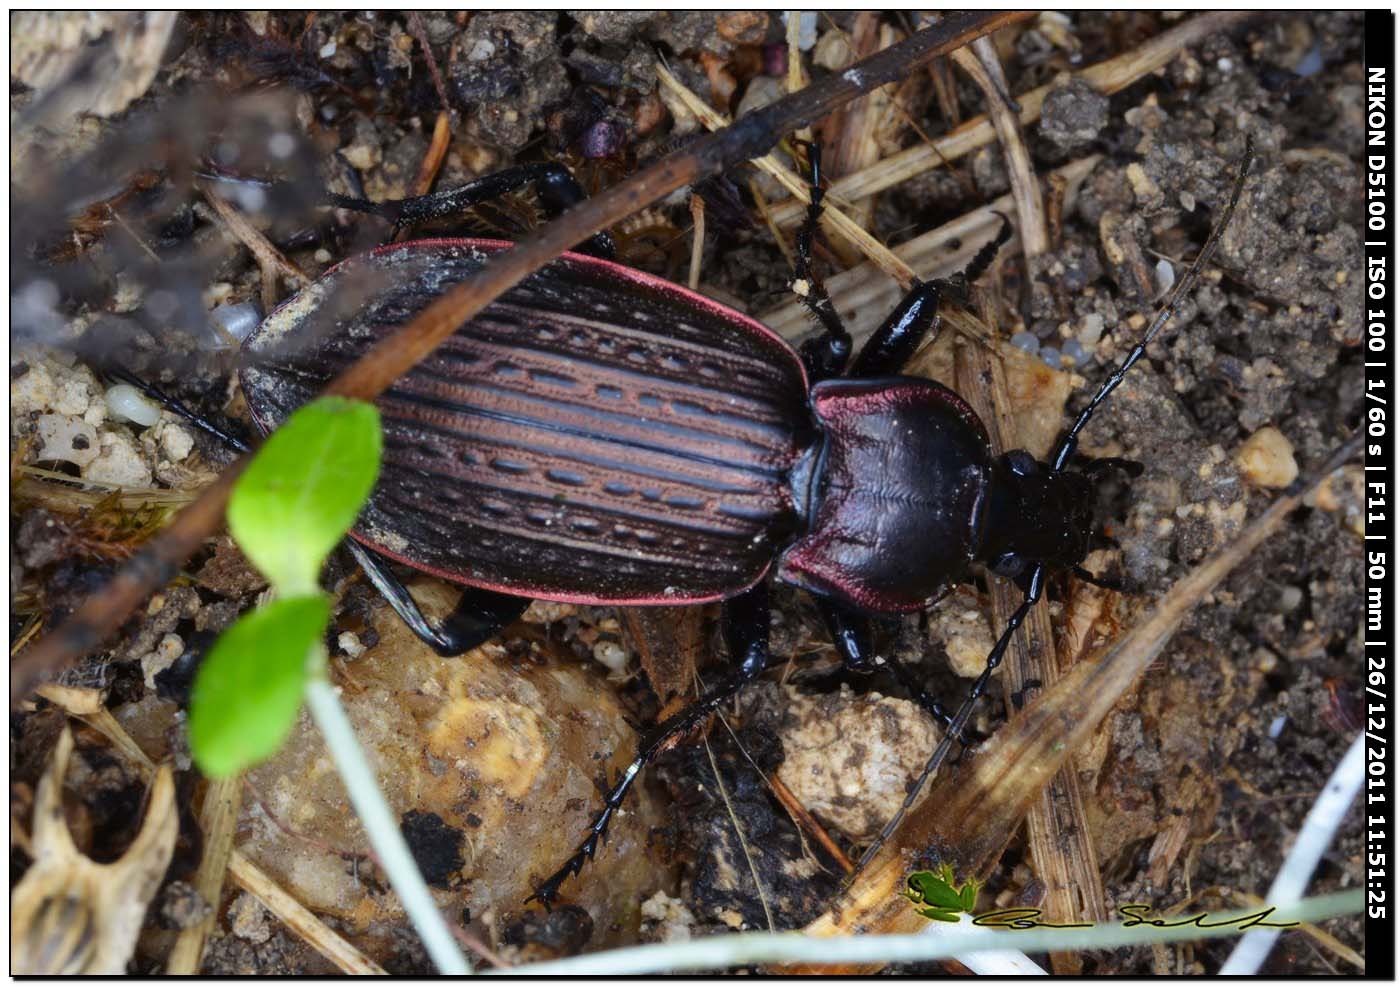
656,61,918,290
766,11,1256,229
165,776,243,974
411,111,452,198
688,193,705,290
819,13,898,265
762,156,1100,344
952,38,1048,261
748,176,798,271
1233,890,1365,971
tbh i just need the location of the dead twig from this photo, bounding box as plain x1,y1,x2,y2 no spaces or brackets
768,773,854,876
407,12,451,118
200,183,309,313
11,11,1026,704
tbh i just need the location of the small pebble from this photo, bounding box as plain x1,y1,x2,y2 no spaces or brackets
1295,44,1324,77
1062,338,1088,366
157,633,184,662
1235,426,1298,489
1039,345,1061,367
35,413,99,466
1154,258,1176,297
228,892,272,944
105,384,162,427
319,39,337,59
1010,330,1040,354
210,302,261,344
338,631,366,659
1078,313,1105,349
592,640,628,674
1268,715,1287,740
159,422,194,462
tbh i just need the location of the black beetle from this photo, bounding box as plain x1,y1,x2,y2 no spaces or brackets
170,138,1252,908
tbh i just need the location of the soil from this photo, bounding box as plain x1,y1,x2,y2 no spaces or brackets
10,10,1365,976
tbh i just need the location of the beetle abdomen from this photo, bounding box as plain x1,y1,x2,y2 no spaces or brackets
243,240,810,603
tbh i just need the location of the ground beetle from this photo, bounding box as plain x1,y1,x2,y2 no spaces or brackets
168,136,1253,908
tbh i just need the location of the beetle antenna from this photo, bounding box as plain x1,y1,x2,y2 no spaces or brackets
1050,136,1254,473
852,137,1255,878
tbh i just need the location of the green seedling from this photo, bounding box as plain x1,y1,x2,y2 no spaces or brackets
189,396,380,778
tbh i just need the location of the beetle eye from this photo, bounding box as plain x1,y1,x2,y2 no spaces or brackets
1006,450,1038,477
990,552,1025,577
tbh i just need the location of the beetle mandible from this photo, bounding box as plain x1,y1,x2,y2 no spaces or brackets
206,134,1254,909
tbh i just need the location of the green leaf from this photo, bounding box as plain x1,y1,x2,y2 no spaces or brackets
228,396,381,596
189,594,331,777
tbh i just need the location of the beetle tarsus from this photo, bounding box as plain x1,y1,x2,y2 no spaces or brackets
329,161,616,257
792,140,854,381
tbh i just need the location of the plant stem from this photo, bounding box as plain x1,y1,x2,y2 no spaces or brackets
1219,733,1366,974
490,892,1362,976
303,672,470,975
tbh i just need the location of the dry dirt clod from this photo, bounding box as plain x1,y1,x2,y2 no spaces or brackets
776,684,939,843
1039,75,1111,151
1235,425,1300,489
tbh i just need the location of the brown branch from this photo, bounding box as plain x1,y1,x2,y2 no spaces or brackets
10,10,1030,703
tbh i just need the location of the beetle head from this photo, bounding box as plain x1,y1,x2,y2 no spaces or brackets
977,450,1095,580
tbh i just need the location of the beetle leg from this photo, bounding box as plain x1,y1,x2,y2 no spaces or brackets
527,583,775,910
847,215,1012,377
814,599,959,733
1072,564,1129,593
328,161,616,258
847,280,943,378
792,142,854,381
344,540,527,656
